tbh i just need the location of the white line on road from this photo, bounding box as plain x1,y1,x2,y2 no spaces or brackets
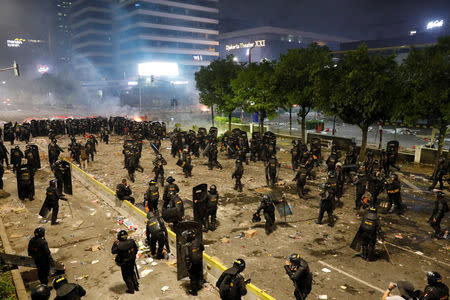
384,241,450,268
318,260,385,294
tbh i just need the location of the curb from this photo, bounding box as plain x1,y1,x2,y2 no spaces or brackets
0,216,29,300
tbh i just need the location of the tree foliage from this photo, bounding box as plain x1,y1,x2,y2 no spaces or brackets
275,43,332,141
231,60,279,134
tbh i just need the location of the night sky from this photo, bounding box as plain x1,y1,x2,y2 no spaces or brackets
1,0,449,40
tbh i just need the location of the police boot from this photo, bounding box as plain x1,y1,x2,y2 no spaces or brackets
328,214,334,227
238,184,243,192
315,212,323,224
210,217,216,231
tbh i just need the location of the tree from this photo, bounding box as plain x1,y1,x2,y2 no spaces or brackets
400,36,450,162
231,60,279,134
274,44,333,141
325,44,401,160
194,55,242,129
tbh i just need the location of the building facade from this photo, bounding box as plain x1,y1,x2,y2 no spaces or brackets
53,0,73,65
219,26,353,63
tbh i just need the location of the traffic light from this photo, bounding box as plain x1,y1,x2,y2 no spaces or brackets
13,61,20,77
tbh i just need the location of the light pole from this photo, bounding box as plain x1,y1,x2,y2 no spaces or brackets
138,76,142,113
247,45,255,63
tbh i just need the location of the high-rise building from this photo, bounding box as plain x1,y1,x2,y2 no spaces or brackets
70,0,113,81
53,0,72,64
114,0,219,80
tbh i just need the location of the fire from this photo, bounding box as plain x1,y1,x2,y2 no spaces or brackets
200,105,210,112
133,116,143,122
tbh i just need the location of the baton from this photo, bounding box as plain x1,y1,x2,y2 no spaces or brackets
382,241,394,265
135,263,140,279
64,197,74,218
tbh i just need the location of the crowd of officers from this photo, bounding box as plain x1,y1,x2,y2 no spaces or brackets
1,117,448,300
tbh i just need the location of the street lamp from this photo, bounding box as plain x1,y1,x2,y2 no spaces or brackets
247,45,255,63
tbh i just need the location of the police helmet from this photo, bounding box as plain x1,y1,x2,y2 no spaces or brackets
117,230,128,241
149,179,157,185
368,206,377,213
233,258,246,272
31,284,51,300
52,275,68,290
49,179,57,187
289,253,302,266
209,184,217,192
328,171,335,178
427,271,442,285
157,154,162,159
34,227,45,238
390,173,398,180
182,230,195,242
166,176,175,183
262,194,271,203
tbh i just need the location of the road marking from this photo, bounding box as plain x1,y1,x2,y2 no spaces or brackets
384,241,450,268
318,260,385,294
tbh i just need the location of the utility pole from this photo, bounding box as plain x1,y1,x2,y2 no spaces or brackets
138,76,142,113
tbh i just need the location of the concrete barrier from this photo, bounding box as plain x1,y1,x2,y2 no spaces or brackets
70,162,276,300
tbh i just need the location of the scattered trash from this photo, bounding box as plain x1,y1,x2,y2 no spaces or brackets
244,229,257,238
319,295,328,299
161,286,169,292
50,248,60,254
91,260,99,264
220,237,230,244
239,222,249,227
106,212,111,218
75,275,89,281
235,233,244,239
321,268,331,273
85,245,102,252
414,251,423,255
395,234,403,239
10,233,24,238
340,286,347,290
289,232,301,239
151,262,158,266
140,269,153,277
70,261,77,264
72,220,84,228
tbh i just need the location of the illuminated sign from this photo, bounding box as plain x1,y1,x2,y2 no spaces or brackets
193,55,203,61
37,64,49,74
6,38,45,48
426,20,444,29
138,62,179,76
225,40,266,51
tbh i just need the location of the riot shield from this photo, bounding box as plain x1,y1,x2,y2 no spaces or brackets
176,159,185,167
176,221,202,280
61,161,72,195
350,227,364,251
16,165,34,200
193,184,207,223
276,201,293,218
202,143,212,157
386,140,399,162
1,253,65,275
29,145,41,169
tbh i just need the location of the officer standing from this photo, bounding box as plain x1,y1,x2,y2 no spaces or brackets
232,158,244,192
207,142,223,170
356,207,384,261
368,170,384,206
144,179,159,212
422,271,449,300
163,176,179,202
354,166,367,210
28,227,54,285
182,230,204,296
0,141,9,167
146,211,170,259
427,191,449,239
216,259,249,300
293,163,308,199
384,173,404,214
39,180,66,225
206,185,219,231
265,155,280,187
0,162,3,190
53,275,86,300
428,157,448,191
254,195,276,235
181,148,193,178
111,230,139,294
10,145,23,172
116,179,135,204
48,140,64,167
316,183,335,227
284,254,313,300
153,154,167,186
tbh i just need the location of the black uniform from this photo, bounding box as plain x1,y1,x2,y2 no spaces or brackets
317,184,335,227
146,214,169,258
354,169,367,210
17,164,35,200
368,171,384,206
112,239,139,293
153,156,167,186
48,142,63,166
385,178,403,213
428,193,449,238
40,184,64,224
144,185,159,212
163,182,180,203
359,209,383,261
10,146,23,172
0,162,3,190
423,283,449,300
293,164,308,198
256,197,276,234
326,149,339,172
216,267,247,300
54,283,86,300
184,238,204,294
265,157,280,187
232,160,244,192
28,236,53,284
0,141,9,166
182,151,193,177
284,259,312,300
207,144,222,170
429,158,448,190
116,183,135,204
206,189,219,231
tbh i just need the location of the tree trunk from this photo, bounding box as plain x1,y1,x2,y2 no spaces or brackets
211,105,214,127
358,126,369,161
300,107,306,142
436,122,448,164
289,108,292,135
259,111,265,134
332,116,336,135
228,113,232,132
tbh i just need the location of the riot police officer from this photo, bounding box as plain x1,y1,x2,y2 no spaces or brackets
146,211,170,259
232,158,244,192
10,145,23,172
368,170,385,206
181,148,193,177
284,253,312,300
39,179,66,225
111,230,139,294
153,154,167,186
182,230,204,296
206,185,219,231
293,163,308,198
423,271,449,300
53,275,86,300
316,182,335,227
144,179,159,212
428,191,449,239
0,141,9,167
163,176,179,202
428,157,448,191
326,146,340,172
384,173,404,214
116,179,135,204
355,207,384,261
28,227,54,285
265,154,280,187
48,140,64,167
354,165,367,210
254,195,276,235
0,162,3,190
216,258,249,300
